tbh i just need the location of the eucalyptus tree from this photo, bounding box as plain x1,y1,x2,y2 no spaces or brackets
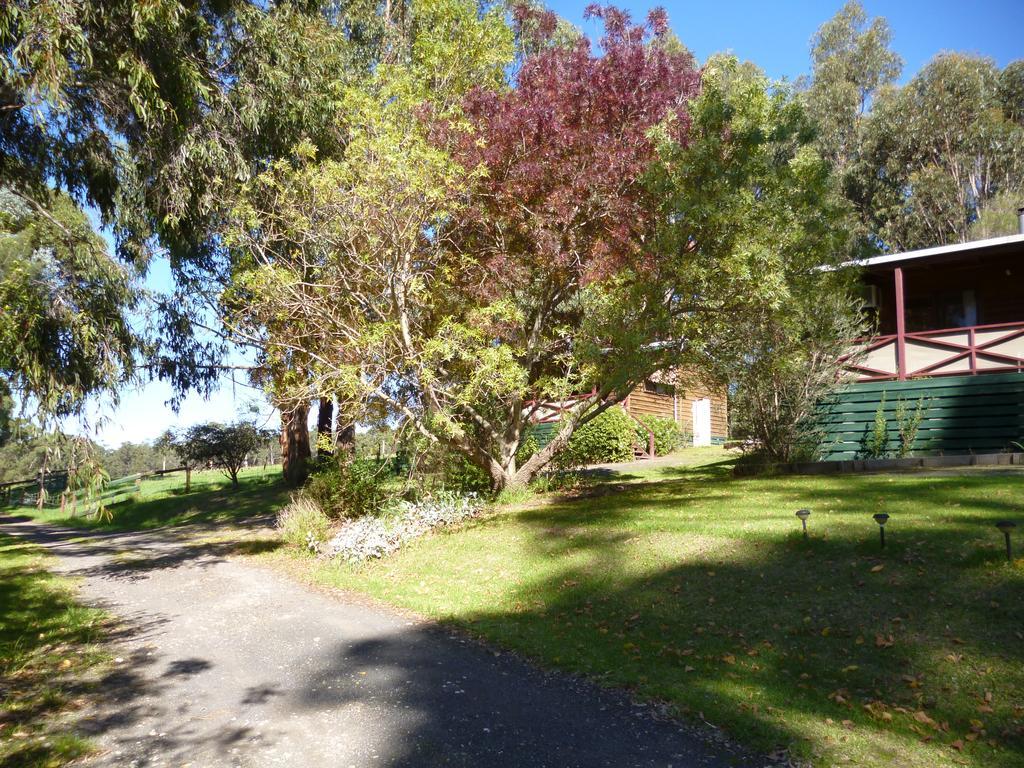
805,0,901,173
2,1,377,477
0,187,142,422
805,2,1024,251
859,54,1024,249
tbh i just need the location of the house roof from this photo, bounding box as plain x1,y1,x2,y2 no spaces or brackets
853,233,1024,272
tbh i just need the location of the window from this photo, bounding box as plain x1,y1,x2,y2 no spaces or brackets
643,380,675,396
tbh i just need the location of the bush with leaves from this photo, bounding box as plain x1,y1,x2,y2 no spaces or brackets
325,491,483,562
895,397,927,458
515,428,540,466
304,457,399,519
441,452,491,494
633,415,686,456
554,406,638,469
862,397,890,459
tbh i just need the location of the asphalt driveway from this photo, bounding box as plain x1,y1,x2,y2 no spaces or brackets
1,516,761,767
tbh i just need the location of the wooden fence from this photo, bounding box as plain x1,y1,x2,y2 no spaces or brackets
814,372,1024,461
1,466,186,511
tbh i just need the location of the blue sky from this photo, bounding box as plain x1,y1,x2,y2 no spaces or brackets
548,0,1024,80
79,0,1024,447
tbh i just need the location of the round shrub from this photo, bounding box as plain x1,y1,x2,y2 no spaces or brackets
442,452,491,493
304,457,398,518
555,406,637,469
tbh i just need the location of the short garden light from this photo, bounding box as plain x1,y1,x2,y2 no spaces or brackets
872,513,890,549
995,520,1016,563
795,508,811,538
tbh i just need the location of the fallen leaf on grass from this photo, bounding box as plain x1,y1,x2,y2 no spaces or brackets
870,564,885,573
721,654,736,665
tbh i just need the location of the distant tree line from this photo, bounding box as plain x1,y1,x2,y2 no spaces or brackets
0,420,280,486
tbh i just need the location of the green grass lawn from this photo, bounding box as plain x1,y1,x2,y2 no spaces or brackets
0,534,111,768
274,450,1024,768
17,466,287,532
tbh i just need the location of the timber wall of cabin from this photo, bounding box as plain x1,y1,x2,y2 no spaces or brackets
622,385,729,442
814,372,1024,461
530,384,729,449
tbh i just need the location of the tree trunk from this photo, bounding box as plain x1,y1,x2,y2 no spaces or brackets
316,398,334,457
281,403,311,487
494,405,603,491
185,466,192,493
336,422,356,455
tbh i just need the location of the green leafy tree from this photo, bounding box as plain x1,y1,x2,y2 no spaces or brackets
172,422,269,490
660,55,864,464
226,9,854,491
163,428,205,493
0,187,142,423
805,3,1024,251
862,54,1024,249
224,0,514,485
804,0,901,173
3,0,379,459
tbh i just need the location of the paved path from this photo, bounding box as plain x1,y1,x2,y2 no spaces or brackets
1,515,761,768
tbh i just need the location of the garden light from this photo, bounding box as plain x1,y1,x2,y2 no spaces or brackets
795,508,811,538
995,520,1016,563
872,513,890,549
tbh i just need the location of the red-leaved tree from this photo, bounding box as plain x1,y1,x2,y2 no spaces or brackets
452,4,700,289
431,5,704,486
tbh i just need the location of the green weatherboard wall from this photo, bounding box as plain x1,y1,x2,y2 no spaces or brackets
816,372,1024,461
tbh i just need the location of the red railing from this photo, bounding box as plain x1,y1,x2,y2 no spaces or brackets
845,320,1024,382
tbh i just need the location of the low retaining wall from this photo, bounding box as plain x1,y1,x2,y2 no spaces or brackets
733,452,1024,477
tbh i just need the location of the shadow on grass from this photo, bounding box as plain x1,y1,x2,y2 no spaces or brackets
0,534,169,767
455,471,1024,766
53,474,289,533
82,538,282,582
0,527,288,768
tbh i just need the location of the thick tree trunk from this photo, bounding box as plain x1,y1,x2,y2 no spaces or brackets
281,403,311,487
316,398,334,457
492,402,608,491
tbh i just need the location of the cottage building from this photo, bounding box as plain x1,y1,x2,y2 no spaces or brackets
822,220,1024,459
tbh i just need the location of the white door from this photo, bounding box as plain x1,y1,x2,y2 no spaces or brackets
692,398,712,447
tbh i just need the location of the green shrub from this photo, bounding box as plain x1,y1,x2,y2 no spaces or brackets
515,429,540,465
895,397,927,458
305,457,397,518
277,495,332,554
442,452,491,493
633,415,686,456
861,396,890,459
555,406,637,469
